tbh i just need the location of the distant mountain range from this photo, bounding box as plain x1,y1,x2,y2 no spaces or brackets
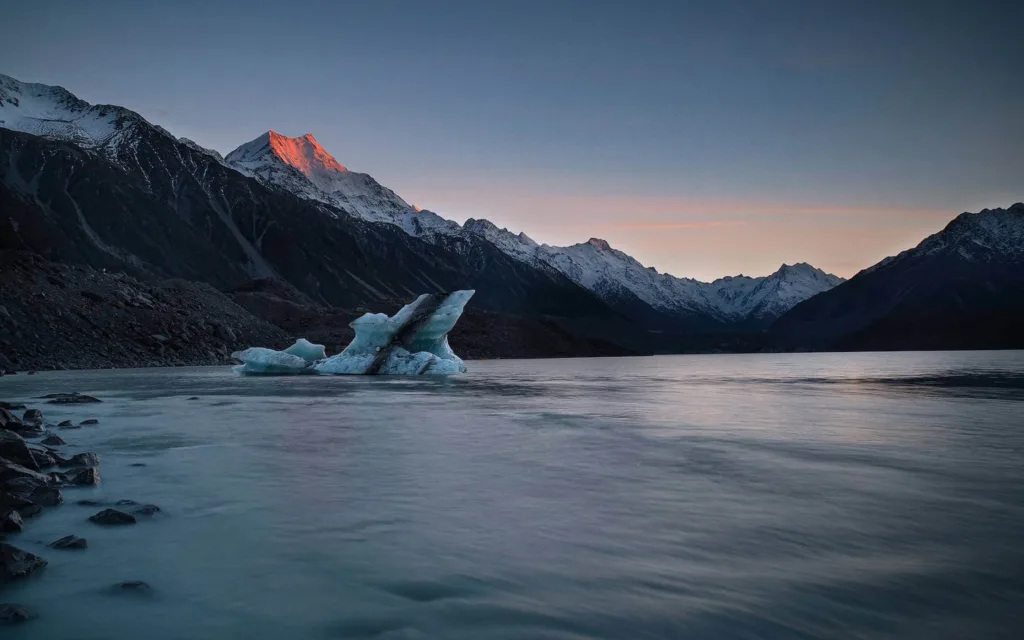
1,71,1021,361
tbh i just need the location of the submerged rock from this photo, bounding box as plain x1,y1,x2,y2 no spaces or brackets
50,535,87,550
80,419,99,425
0,603,34,625
134,504,162,516
88,509,135,525
0,542,47,582
129,463,147,467
43,393,102,404
75,499,105,507
57,420,72,427
110,580,153,595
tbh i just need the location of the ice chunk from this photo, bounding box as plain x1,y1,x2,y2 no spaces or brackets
314,290,474,375
230,291,475,376
283,338,326,363
230,347,314,375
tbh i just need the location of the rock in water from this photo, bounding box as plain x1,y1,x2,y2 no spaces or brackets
42,393,102,404
69,468,101,486
110,580,154,595
88,509,136,525
0,543,47,582
40,435,66,446
0,430,39,470
0,510,23,533
134,504,162,516
28,486,63,507
0,459,52,485
50,535,87,550
60,452,100,468
0,603,34,625
0,408,23,429
80,419,99,425
21,409,42,424
57,420,72,427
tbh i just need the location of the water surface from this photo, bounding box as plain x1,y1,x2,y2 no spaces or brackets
2,351,1023,639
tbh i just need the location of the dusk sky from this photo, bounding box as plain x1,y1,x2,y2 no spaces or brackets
2,0,1021,281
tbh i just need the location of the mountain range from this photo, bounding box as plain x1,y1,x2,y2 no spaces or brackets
1,71,1021,366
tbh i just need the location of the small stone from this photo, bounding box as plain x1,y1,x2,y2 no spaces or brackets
50,535,87,550
61,452,100,468
69,468,101,486
0,603,34,625
88,509,135,525
40,435,66,446
134,504,161,516
110,580,153,595
0,510,23,533
76,499,106,506
114,499,138,506
80,419,99,425
130,463,147,467
0,542,47,582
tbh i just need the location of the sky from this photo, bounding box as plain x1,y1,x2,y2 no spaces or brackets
1,0,1021,281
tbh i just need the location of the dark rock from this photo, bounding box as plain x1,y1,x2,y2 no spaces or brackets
187,396,200,400
114,499,138,506
88,508,135,525
0,492,33,510
21,409,42,425
0,408,22,429
130,463,147,467
58,422,82,430
81,290,104,303
46,471,70,486
76,499,105,506
57,420,72,427
50,535,87,550
2,476,46,494
27,371,36,375
27,445,61,469
0,429,39,470
0,402,26,411
69,468,101,486
0,602,34,624
0,459,52,485
80,419,99,425
40,435,66,446
0,510,23,533
60,452,100,468
28,486,62,507
15,503,41,519
0,543,47,583
110,580,153,595
45,393,102,404
134,504,162,516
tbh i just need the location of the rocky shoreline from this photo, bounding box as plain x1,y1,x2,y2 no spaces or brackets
1,395,158,626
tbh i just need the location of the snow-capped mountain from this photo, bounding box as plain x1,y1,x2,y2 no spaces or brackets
773,203,1024,350
1,71,842,330
224,131,459,237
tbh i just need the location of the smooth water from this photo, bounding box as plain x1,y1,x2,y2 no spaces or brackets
2,352,1023,639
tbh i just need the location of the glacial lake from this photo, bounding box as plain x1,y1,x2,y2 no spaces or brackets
2,351,1023,639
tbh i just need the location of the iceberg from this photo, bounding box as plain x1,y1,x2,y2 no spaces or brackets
231,290,475,376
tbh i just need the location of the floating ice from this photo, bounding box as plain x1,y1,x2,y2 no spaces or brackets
231,291,474,376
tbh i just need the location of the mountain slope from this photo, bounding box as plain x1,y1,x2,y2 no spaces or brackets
772,204,1024,350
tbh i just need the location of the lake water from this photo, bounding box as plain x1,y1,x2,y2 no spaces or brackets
2,351,1023,639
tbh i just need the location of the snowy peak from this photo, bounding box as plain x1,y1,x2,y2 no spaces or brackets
225,130,350,193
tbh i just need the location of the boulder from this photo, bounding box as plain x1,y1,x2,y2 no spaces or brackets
60,452,100,468
21,409,42,425
0,408,22,429
15,503,41,519
0,402,26,411
0,492,33,510
80,419,99,426
28,445,61,469
58,422,82,430
57,420,72,427
40,435,66,446
0,430,38,470
0,510,23,534
0,459,52,485
2,477,46,495
69,468,100,486
88,509,135,526
46,471,70,486
28,486,62,507
0,543,47,583
50,535,87,550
